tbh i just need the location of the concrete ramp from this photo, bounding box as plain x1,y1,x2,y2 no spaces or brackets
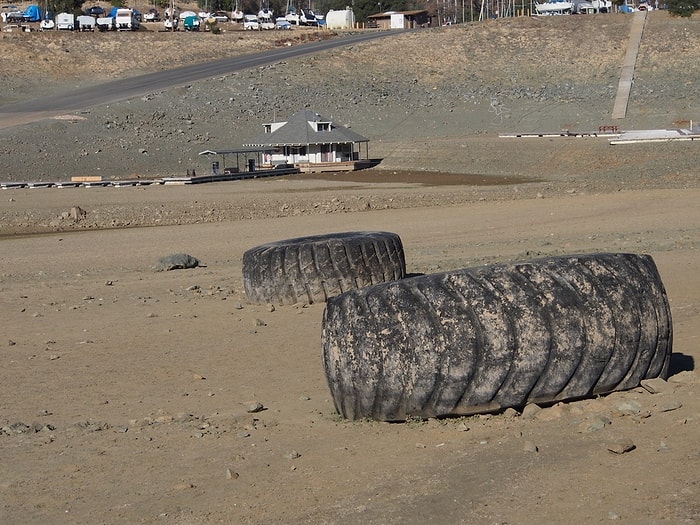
612,11,648,120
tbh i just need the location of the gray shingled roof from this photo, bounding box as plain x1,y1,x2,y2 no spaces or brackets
243,109,369,147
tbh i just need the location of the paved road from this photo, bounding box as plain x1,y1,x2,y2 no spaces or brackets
0,30,404,130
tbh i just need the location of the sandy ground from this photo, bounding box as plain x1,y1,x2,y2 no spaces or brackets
1,179,699,524
2,10,700,525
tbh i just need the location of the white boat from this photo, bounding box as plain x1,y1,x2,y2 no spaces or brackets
231,8,244,22
534,0,574,15
39,18,55,30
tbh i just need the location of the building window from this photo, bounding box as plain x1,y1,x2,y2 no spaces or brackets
264,124,272,133
316,122,330,132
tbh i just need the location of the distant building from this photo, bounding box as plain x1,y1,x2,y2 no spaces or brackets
243,109,373,172
367,10,429,29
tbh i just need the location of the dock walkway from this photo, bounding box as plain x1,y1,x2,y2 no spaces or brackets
612,11,648,120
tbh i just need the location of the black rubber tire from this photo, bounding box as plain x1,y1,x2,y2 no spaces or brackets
242,231,406,305
322,253,673,421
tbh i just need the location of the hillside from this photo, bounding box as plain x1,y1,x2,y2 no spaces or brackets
1,11,700,183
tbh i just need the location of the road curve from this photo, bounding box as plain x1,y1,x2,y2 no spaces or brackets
0,30,405,130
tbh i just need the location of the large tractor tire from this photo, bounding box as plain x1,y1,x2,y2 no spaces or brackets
322,253,673,421
243,231,406,305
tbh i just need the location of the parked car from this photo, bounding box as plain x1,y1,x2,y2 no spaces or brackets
243,14,259,30
275,17,291,30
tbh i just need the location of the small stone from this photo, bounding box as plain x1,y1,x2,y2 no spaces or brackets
255,318,267,327
237,431,250,438
193,374,206,380
535,404,566,421
502,407,519,418
640,377,671,394
283,450,301,459
610,399,642,416
521,403,542,420
606,439,635,454
267,304,275,312
658,399,682,412
246,402,264,413
70,206,87,221
523,441,539,452
668,371,697,384
234,303,244,310
226,468,239,479
456,422,469,432
577,415,611,433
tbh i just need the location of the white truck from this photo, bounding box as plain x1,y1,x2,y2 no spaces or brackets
115,8,139,31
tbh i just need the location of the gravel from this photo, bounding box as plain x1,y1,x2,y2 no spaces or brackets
1,12,699,233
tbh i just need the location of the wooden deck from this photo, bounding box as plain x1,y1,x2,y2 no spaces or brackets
296,159,379,173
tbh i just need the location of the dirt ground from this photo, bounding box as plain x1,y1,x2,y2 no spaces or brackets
2,10,700,525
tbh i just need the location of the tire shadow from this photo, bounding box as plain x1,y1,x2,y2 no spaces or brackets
668,353,695,375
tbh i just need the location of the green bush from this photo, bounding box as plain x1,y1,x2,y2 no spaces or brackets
666,0,700,17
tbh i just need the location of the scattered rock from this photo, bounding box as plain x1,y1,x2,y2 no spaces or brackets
154,253,200,272
69,206,87,222
640,377,672,394
246,401,264,413
521,403,542,420
657,399,683,412
523,441,539,453
668,371,697,385
607,439,635,455
609,399,642,416
577,415,611,433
